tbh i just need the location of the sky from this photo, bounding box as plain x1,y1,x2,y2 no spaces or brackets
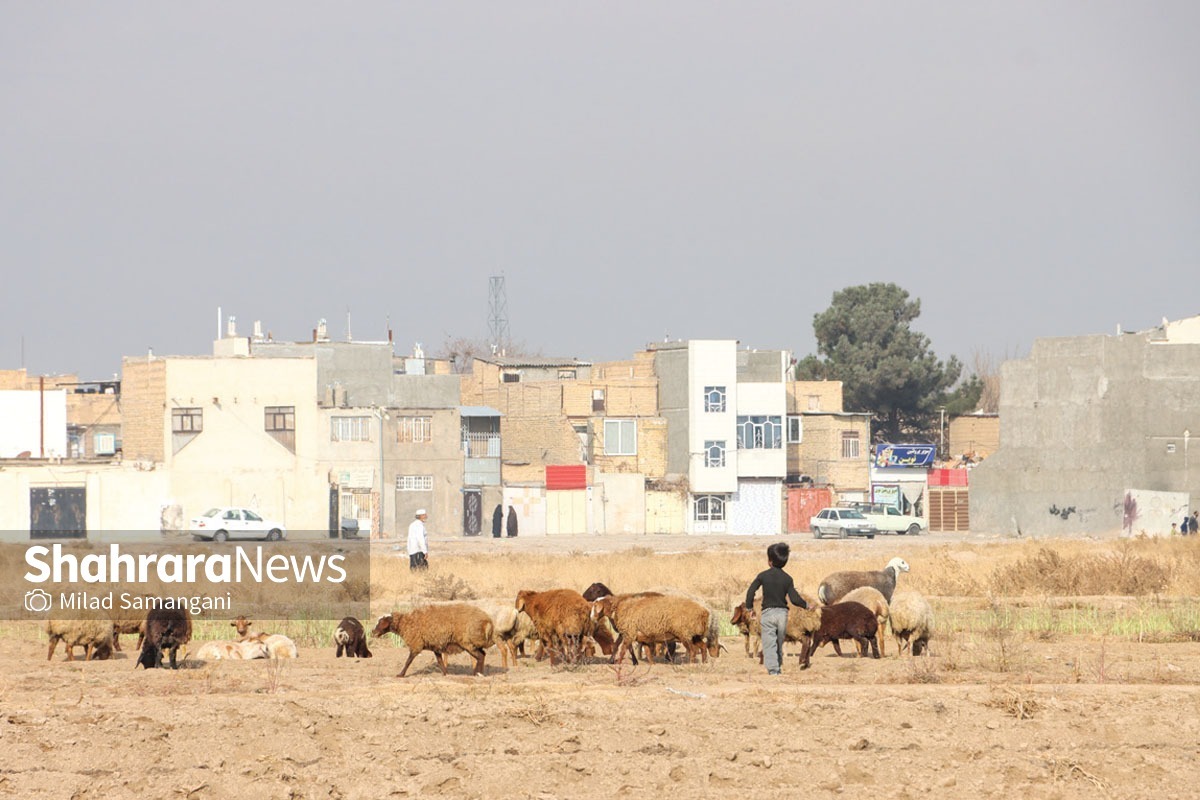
3,2,1198,379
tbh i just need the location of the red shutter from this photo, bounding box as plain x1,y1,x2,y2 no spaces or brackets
545,465,587,490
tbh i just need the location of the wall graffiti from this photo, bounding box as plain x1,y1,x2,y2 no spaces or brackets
1048,504,1077,520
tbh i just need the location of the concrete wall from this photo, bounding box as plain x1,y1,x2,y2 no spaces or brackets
971,330,1200,536
651,344,690,476
0,390,67,458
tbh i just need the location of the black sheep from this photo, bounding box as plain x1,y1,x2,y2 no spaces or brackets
136,606,192,670
333,616,372,658
801,601,879,669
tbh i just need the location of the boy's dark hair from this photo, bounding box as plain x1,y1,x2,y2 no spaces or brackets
767,542,790,568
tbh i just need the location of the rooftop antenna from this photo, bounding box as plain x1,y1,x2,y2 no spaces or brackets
346,306,352,342
488,275,510,351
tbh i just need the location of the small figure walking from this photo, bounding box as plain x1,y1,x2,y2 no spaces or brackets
407,509,429,571
744,542,808,675
492,504,504,539
506,505,519,538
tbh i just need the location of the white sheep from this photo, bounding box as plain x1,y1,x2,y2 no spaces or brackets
888,590,934,656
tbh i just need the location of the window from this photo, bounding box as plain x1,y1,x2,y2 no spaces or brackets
331,416,371,442
94,432,116,455
265,406,296,452
558,369,576,380
265,406,295,432
396,475,434,492
703,386,726,413
704,440,725,468
502,372,520,383
592,388,606,412
243,510,263,522
397,416,432,443
694,494,726,522
172,407,203,433
736,415,783,449
604,419,637,456
841,430,861,459
787,416,802,444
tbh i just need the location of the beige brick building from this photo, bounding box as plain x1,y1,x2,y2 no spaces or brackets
786,381,871,497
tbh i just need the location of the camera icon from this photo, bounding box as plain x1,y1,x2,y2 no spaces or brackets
24,589,53,613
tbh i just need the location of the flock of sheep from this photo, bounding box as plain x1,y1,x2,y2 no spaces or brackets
42,556,934,676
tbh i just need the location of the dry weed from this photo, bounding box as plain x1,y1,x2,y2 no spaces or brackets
986,686,1039,719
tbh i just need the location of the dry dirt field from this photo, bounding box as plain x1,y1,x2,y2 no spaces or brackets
3,533,1200,799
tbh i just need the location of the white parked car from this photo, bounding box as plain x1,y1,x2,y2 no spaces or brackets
809,508,877,539
847,502,928,536
191,507,287,542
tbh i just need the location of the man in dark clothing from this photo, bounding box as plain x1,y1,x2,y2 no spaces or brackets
492,504,504,538
745,542,808,675
506,505,519,537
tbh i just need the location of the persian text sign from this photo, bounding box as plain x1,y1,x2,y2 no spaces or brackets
873,444,935,469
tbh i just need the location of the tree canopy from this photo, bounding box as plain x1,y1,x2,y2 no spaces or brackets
796,283,965,443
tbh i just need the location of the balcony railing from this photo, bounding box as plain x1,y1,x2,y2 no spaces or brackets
462,433,501,458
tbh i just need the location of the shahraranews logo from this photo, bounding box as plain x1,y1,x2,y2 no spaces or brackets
24,543,348,585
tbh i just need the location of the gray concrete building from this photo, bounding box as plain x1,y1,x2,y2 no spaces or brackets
971,317,1200,536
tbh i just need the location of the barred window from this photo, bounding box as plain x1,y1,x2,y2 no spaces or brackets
842,430,861,459
703,386,726,413
397,416,432,443
396,475,433,491
736,415,783,449
694,494,726,522
331,416,371,442
704,440,725,468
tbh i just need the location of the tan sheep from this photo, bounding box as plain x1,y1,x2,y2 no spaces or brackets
593,594,711,665
46,617,114,662
839,586,890,657
194,640,270,660
515,589,591,665
372,604,495,677
475,601,538,668
888,590,934,656
737,593,821,663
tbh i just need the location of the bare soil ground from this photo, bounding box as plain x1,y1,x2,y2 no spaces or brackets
3,533,1200,799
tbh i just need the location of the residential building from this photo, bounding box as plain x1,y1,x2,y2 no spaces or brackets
652,340,790,535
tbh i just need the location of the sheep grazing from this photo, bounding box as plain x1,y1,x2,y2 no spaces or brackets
889,590,934,656
839,586,891,658
592,594,711,665
475,602,537,668
46,618,115,662
137,606,192,669
817,557,910,605
801,601,879,669
110,617,145,653
194,640,270,660
372,604,495,677
515,589,592,665
729,603,757,658
333,617,372,659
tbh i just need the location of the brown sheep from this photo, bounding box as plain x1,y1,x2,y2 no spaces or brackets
592,594,711,665
730,603,757,658
801,601,879,669
372,604,495,677
839,586,890,657
515,589,591,665
46,618,114,662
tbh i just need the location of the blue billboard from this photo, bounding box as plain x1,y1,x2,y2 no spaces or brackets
873,444,935,468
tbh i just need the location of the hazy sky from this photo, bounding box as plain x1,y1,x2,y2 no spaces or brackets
3,3,1198,379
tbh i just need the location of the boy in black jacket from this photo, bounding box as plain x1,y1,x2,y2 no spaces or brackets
745,542,808,675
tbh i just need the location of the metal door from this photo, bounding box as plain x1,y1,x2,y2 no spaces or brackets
463,490,482,536
30,487,86,539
